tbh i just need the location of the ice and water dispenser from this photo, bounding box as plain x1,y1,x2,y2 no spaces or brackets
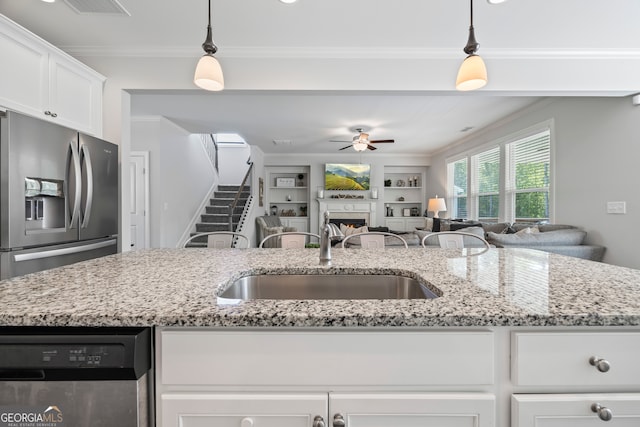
24,177,65,231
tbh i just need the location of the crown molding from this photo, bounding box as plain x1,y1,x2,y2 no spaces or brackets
64,45,640,60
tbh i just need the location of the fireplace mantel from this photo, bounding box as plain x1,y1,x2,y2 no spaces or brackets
317,198,377,228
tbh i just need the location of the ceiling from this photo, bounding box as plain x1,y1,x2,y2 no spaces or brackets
1,0,639,155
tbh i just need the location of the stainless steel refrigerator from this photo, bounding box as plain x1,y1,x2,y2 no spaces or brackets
1,110,118,280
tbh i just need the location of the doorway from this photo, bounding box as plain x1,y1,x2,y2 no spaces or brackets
129,151,149,250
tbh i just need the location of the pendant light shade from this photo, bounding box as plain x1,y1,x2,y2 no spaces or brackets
456,54,487,91
194,55,224,91
194,0,224,91
456,0,487,91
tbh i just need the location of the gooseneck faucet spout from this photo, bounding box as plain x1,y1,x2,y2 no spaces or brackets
319,211,343,266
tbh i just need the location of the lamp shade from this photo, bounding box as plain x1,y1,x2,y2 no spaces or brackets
194,54,224,91
456,54,487,91
428,197,447,218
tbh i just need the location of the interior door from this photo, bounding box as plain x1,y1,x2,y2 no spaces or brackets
129,152,148,250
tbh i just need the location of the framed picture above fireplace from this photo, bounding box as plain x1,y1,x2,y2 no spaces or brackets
325,163,370,190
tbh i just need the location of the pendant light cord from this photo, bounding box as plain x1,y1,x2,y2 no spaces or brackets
202,0,218,55
463,0,479,55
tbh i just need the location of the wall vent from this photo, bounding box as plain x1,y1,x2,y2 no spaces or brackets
63,0,131,15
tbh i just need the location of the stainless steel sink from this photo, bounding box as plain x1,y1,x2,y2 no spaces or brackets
218,274,439,300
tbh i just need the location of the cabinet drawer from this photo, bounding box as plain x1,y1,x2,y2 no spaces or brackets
162,393,327,427
512,393,640,427
160,330,494,387
512,332,640,387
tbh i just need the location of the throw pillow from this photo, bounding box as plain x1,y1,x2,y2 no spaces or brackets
515,225,540,235
340,224,369,236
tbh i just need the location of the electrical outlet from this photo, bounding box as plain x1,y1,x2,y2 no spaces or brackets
606,201,626,214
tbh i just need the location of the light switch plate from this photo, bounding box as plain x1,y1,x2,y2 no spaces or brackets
607,201,626,214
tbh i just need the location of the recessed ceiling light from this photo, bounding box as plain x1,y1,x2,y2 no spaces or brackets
487,0,508,3
280,0,298,3
41,0,55,3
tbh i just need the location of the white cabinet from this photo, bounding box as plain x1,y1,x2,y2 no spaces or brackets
162,393,327,427
162,392,495,427
332,393,495,427
156,329,496,427
385,217,425,232
513,394,640,426
0,15,104,136
511,331,640,427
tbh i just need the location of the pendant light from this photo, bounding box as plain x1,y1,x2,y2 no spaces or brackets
194,0,224,91
456,0,487,91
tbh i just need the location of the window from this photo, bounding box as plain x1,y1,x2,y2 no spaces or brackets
471,146,500,221
505,130,551,223
445,125,551,223
447,158,468,219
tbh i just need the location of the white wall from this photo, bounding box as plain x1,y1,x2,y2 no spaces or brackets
219,144,252,185
131,117,216,248
426,97,640,269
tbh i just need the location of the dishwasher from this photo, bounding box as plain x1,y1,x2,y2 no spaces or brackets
0,327,152,427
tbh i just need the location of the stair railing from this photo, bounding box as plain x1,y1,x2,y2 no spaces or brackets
228,157,254,231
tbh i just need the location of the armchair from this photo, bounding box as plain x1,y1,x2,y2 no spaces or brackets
255,215,298,248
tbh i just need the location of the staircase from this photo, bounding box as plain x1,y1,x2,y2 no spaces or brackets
185,185,251,247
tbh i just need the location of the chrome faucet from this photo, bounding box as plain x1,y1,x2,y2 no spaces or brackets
319,211,343,266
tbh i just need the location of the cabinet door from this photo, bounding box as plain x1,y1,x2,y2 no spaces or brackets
161,393,327,427
385,218,405,231
330,393,495,427
283,217,309,233
0,21,47,116
47,52,104,135
512,393,640,427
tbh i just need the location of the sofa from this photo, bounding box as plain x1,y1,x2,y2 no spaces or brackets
427,219,605,261
339,219,605,261
255,215,297,248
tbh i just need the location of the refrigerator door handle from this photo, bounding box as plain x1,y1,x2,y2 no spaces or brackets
67,140,81,229
80,143,94,229
13,239,117,262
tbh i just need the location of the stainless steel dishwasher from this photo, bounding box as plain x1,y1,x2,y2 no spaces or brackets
0,327,152,427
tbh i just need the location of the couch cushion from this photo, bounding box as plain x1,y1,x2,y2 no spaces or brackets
487,228,586,247
479,222,511,235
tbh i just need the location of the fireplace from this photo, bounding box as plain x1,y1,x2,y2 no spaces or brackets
317,199,377,230
329,218,367,228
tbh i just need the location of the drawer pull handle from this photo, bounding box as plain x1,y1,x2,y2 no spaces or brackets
589,356,611,372
240,417,254,427
591,403,613,421
313,415,325,427
333,413,345,427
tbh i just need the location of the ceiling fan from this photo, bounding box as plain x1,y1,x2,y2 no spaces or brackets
330,128,395,152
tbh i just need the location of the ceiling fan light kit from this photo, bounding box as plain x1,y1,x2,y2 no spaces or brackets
194,0,224,91
332,128,395,152
456,0,487,91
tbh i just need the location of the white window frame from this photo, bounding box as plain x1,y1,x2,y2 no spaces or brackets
445,120,554,223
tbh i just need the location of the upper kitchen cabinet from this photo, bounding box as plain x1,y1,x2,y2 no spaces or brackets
0,15,104,136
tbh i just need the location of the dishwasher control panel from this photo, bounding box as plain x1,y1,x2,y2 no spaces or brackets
0,344,126,368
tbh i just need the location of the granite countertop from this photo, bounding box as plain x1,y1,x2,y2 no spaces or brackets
1,248,640,328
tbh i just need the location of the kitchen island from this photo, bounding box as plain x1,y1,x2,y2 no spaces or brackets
1,247,640,327
1,248,640,427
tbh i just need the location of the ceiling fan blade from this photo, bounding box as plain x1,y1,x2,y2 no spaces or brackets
339,145,352,150
369,139,395,143
366,144,378,150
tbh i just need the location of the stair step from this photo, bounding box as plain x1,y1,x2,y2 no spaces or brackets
201,214,241,222
218,185,249,192
205,206,245,215
209,198,249,206
196,223,233,232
